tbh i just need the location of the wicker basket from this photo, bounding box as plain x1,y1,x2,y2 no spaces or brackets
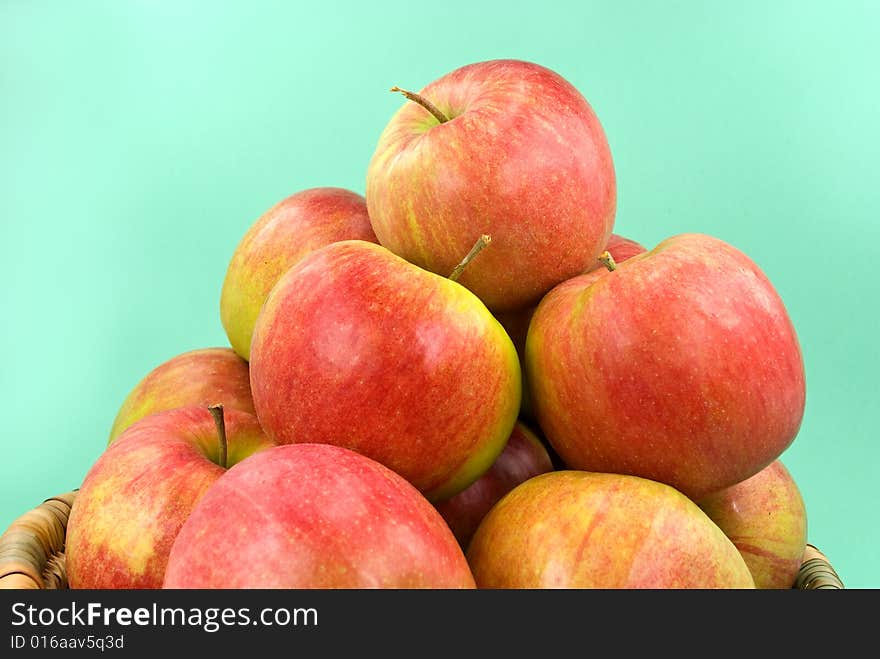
0,490,845,589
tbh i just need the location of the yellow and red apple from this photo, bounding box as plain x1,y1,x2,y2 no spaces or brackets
108,347,255,444
249,239,521,502
220,186,377,360
366,58,616,312
526,233,806,499
67,406,276,589
467,470,755,588
698,459,808,589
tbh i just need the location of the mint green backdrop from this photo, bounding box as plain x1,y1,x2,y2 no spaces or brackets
2,1,876,587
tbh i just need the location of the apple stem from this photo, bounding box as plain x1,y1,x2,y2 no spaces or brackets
390,86,449,124
208,404,228,469
598,251,618,272
449,234,492,282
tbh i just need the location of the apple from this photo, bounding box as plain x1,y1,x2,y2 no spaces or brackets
495,232,647,422
163,443,476,588
66,405,275,589
466,470,755,588
433,420,554,549
598,232,647,265
219,186,377,360
525,233,806,500
366,58,616,312
697,459,808,589
248,239,521,502
108,347,255,444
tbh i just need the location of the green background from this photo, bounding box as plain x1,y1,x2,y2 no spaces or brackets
2,1,877,588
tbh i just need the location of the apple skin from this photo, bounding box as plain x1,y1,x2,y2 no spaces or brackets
525,233,806,500
598,232,647,265
163,443,476,589
108,347,255,444
66,406,276,589
697,459,807,589
220,187,377,360
249,239,521,502
495,232,647,423
466,470,755,588
366,58,616,312
433,420,554,549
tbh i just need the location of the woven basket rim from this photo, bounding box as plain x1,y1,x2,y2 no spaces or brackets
0,490,846,590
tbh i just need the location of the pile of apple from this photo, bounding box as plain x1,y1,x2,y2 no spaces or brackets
64,59,808,590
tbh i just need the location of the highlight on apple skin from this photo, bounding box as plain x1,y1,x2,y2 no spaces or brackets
248,239,522,502
220,186,377,361
163,443,477,589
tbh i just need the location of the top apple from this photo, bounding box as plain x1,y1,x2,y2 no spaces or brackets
366,59,616,312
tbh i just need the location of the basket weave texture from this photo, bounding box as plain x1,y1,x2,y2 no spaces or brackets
0,490,845,590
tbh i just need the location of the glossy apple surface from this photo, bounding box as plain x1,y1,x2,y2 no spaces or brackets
366,58,616,312
526,233,806,500
698,459,807,588
163,443,476,588
67,406,275,589
220,187,377,360
467,470,755,588
249,239,521,501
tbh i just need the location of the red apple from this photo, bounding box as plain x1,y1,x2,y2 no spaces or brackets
433,420,554,549
163,443,476,588
66,405,275,589
108,347,255,444
249,239,521,502
698,459,808,589
366,58,616,312
496,232,647,422
596,232,647,265
467,470,755,588
525,233,805,500
219,187,377,360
